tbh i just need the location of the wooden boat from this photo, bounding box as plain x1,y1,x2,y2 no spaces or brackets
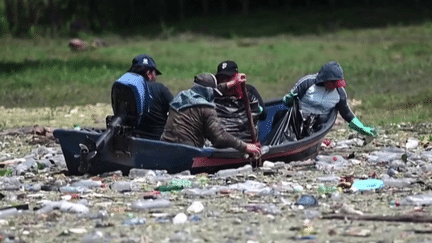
54,98,336,175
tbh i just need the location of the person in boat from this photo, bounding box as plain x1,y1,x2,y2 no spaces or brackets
213,60,268,143
283,61,377,137
161,73,261,156
128,54,174,140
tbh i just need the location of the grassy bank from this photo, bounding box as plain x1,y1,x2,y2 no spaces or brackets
1,22,432,128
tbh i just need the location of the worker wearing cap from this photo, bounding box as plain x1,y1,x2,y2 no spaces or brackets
214,60,268,143
161,73,261,156
283,61,377,137
128,54,173,140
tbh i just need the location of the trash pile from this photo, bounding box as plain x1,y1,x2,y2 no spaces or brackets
1,122,432,242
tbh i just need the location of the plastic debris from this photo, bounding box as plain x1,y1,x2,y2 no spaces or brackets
172,213,188,224
187,201,204,213
350,179,384,192
131,199,171,211
123,218,146,226
295,195,318,207
399,193,432,206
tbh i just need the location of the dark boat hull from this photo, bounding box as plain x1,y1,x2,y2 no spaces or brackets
54,99,336,175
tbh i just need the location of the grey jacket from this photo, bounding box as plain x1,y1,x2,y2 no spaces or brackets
290,61,355,122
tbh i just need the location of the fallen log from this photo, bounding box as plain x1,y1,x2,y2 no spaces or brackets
322,213,432,223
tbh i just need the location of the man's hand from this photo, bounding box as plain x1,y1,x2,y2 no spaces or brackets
227,73,246,89
246,143,261,157
283,92,297,106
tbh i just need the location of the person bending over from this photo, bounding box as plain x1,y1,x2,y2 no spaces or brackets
283,61,376,137
161,73,261,156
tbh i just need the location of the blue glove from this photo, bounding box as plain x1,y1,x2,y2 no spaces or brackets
282,92,297,106
348,117,377,137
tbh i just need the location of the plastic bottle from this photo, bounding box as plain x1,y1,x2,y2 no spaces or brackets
26,184,42,192
60,201,90,214
304,210,321,219
59,186,90,193
214,168,238,178
81,231,108,243
123,218,146,226
399,193,432,206
71,180,102,188
15,159,38,175
131,199,171,211
110,181,136,192
215,165,253,178
181,187,218,197
237,164,253,174
317,174,340,183
382,175,412,188
243,203,281,215
0,208,18,219
129,168,154,178
36,201,64,214
0,177,21,190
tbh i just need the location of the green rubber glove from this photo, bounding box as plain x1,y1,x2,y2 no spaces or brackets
283,92,297,106
348,117,377,137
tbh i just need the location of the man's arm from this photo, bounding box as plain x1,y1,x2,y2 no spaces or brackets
201,107,248,152
336,87,376,137
160,84,174,103
247,84,267,121
335,87,355,122
290,75,317,99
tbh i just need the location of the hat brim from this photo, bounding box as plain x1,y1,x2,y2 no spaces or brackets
216,70,236,77
155,69,162,75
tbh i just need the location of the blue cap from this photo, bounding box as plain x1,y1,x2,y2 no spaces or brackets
132,54,162,75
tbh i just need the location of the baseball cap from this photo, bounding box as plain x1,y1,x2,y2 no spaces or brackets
194,73,223,96
216,60,238,77
132,54,162,75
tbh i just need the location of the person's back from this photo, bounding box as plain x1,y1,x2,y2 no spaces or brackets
161,73,261,156
136,81,173,139
127,54,173,140
213,61,267,143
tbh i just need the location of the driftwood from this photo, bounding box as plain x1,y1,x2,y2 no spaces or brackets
323,213,432,223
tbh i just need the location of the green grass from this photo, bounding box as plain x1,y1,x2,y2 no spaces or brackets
1,19,432,128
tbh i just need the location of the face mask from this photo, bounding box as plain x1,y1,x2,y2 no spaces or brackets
324,79,346,90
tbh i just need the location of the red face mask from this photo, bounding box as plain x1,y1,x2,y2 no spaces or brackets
324,79,346,90
228,73,244,99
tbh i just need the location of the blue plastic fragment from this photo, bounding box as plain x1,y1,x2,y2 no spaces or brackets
351,179,384,191
295,194,318,207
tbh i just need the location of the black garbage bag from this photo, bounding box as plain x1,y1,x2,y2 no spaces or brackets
265,100,321,146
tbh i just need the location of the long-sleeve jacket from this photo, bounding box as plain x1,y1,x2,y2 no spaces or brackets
160,84,247,152
136,81,173,140
290,62,355,123
214,83,267,143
